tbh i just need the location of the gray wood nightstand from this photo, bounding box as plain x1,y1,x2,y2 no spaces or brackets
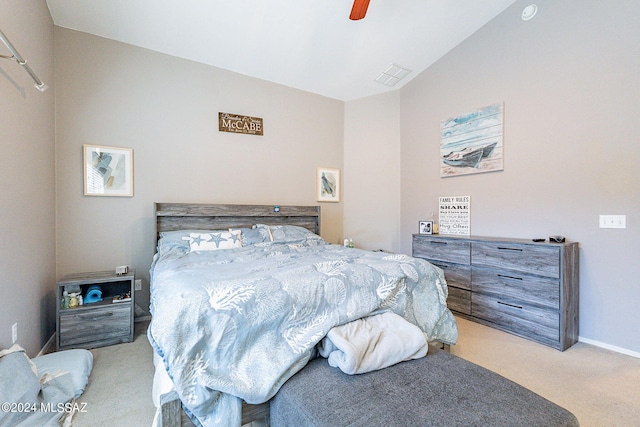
56,270,135,350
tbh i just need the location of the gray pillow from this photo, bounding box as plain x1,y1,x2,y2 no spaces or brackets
33,348,93,399
231,227,271,245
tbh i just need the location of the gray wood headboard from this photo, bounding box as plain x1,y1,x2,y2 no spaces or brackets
155,203,321,240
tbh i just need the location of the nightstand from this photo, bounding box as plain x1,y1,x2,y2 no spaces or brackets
56,270,135,350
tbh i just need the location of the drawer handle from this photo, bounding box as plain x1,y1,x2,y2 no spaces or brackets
77,311,115,320
497,274,523,281
430,241,447,245
497,247,523,251
497,301,523,310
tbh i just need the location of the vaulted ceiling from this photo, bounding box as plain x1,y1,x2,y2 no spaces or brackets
46,0,518,101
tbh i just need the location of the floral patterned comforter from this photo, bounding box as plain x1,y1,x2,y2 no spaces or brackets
148,232,457,427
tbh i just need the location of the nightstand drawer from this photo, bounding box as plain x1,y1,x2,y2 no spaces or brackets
472,293,559,343
59,303,131,347
472,266,559,309
412,236,470,264
471,242,560,278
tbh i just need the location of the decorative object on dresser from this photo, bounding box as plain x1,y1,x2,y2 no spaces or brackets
56,270,135,350
413,234,579,351
418,220,433,235
439,195,470,235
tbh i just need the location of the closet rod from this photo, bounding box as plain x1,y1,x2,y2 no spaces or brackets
0,28,48,92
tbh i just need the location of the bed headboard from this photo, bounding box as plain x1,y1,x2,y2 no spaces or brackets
155,203,321,240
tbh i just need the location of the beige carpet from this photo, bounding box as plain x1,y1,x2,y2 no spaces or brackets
451,317,640,427
71,317,640,426
72,320,156,426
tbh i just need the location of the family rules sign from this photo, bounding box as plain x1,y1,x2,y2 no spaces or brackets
439,196,470,235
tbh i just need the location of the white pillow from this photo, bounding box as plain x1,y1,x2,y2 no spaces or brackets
186,230,242,251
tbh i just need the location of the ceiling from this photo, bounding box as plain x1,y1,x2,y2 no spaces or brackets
46,0,519,101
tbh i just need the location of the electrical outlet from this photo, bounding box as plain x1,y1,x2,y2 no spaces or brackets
599,215,626,229
135,279,142,291
12,323,17,344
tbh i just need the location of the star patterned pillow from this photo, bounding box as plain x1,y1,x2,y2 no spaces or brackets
185,230,242,251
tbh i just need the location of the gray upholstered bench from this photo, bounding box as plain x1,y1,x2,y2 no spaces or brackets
270,347,579,427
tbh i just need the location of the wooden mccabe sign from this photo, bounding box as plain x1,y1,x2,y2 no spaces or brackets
218,112,263,136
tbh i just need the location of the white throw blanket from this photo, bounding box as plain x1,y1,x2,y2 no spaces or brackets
318,312,428,375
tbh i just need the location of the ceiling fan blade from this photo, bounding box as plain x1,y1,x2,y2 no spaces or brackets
349,0,370,20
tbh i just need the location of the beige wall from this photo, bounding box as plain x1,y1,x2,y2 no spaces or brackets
344,91,401,252
3,0,639,357
0,0,55,355
54,28,344,315
399,0,640,354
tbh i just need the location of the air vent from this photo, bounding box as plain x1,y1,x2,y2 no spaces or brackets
375,64,411,86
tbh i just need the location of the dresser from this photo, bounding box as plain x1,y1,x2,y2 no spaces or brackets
412,234,579,351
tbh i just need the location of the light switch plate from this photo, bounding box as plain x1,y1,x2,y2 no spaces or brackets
599,215,626,229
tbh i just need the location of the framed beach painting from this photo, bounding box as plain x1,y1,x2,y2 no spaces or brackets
317,167,340,202
83,145,134,197
440,102,504,178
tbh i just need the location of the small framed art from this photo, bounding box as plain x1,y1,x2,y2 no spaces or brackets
83,145,134,197
317,167,340,202
419,221,433,235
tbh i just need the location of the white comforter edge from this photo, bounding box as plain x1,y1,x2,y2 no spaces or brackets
317,311,428,375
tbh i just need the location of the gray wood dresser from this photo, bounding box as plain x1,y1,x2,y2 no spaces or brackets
56,270,135,350
412,234,579,351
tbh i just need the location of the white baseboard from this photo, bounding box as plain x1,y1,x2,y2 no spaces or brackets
37,333,56,357
579,336,640,359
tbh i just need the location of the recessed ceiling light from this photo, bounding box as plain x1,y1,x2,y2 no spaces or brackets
375,64,411,87
521,4,538,21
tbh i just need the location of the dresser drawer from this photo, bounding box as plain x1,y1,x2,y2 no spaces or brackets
471,242,560,278
59,303,131,347
428,260,471,290
472,293,559,343
412,236,470,265
472,266,559,309
447,287,471,315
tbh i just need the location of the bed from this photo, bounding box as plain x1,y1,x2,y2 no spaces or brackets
147,203,458,427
